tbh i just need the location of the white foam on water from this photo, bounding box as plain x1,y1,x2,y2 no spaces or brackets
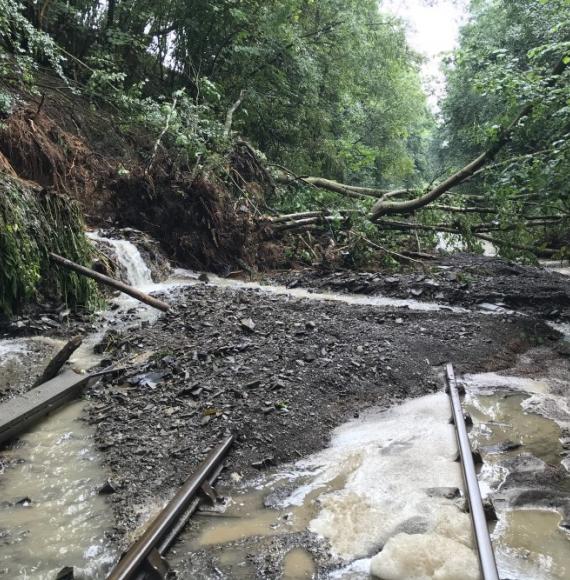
462,372,550,394
369,532,479,580
275,393,472,566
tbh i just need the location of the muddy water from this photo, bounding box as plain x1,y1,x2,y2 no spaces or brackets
198,273,469,313
0,233,184,578
178,393,480,579
0,402,114,578
494,510,569,579
462,372,570,580
181,369,570,579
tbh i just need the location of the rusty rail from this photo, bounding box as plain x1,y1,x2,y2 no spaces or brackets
445,363,499,580
107,435,234,580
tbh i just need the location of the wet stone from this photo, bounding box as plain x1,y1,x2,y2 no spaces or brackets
56,567,74,580
425,487,461,500
98,479,117,495
251,456,275,469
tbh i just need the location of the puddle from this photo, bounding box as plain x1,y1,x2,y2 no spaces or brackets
0,402,115,578
283,548,315,579
466,393,563,466
493,509,569,579
462,370,570,579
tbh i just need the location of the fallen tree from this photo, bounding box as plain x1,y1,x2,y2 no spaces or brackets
268,58,568,260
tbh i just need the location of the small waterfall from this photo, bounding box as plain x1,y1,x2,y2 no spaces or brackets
88,232,153,288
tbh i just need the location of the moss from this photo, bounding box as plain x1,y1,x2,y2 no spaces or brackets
0,174,102,315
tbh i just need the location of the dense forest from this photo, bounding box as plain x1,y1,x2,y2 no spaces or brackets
0,0,568,313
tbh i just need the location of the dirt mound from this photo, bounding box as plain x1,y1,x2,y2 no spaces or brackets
0,82,278,274
110,142,276,273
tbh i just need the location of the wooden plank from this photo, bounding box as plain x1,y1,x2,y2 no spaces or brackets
0,370,97,445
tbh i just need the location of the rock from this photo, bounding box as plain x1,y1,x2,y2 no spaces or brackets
98,480,117,495
243,379,262,389
423,279,439,288
15,497,32,507
200,415,212,426
478,302,504,312
198,273,210,283
483,498,498,521
410,288,424,297
425,487,461,500
240,318,256,332
447,272,459,282
472,449,483,465
251,456,275,469
56,567,74,580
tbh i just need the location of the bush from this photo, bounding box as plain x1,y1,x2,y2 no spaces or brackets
0,174,101,314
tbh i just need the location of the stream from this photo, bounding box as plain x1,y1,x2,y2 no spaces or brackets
0,233,568,579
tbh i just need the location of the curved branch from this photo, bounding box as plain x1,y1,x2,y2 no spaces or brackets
370,58,568,220
276,173,407,200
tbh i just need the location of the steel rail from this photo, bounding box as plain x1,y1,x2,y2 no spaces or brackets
445,363,499,580
108,435,234,580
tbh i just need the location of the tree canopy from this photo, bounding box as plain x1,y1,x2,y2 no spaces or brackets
0,0,568,268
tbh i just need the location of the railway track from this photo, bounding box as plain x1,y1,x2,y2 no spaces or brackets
107,436,234,580
446,363,499,580
107,364,499,580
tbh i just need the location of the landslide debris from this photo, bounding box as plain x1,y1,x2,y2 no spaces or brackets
86,281,558,546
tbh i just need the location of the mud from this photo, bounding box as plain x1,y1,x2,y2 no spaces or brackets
273,253,570,321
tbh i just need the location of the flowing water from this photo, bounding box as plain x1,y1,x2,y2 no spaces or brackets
0,403,114,578
180,366,570,579
1,233,569,579
0,232,176,579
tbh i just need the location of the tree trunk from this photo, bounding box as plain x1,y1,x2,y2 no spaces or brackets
49,253,170,312
370,58,567,220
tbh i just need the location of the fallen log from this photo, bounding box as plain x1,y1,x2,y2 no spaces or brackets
49,253,170,312
33,335,83,387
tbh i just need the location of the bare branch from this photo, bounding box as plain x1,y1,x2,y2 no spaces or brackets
224,89,246,138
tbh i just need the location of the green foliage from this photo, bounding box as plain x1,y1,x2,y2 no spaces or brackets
0,0,65,85
436,0,570,258
0,176,101,314
0,0,432,189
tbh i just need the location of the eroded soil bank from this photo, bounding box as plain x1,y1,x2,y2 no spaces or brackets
82,254,568,578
